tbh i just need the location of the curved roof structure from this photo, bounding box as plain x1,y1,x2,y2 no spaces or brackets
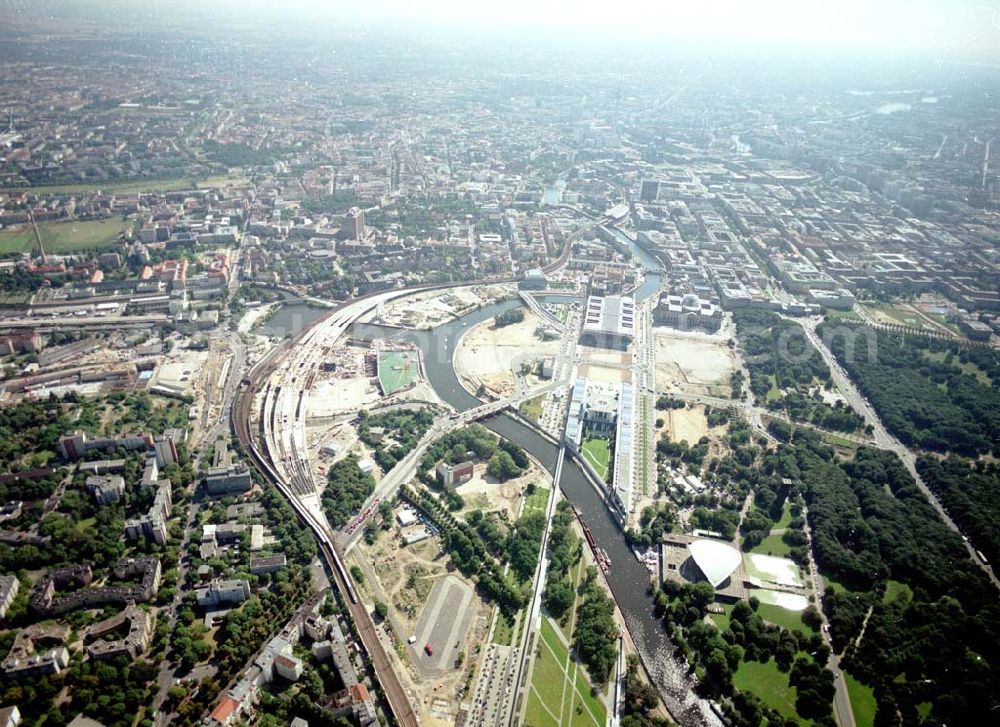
689,539,742,588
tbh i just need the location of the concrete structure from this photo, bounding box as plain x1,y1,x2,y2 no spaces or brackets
0,706,19,727
249,555,287,575
611,382,635,514
660,534,747,603
2,623,71,677
84,603,154,661
204,463,253,495
29,558,161,617
580,294,635,349
341,207,365,241
654,293,722,332
85,474,125,505
196,579,251,608
124,477,172,544
435,460,474,489
0,575,19,619
153,435,178,467
273,652,303,681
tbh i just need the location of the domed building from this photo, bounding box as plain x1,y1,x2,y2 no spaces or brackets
660,533,748,602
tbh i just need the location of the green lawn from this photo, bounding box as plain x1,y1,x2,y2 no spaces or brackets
755,603,815,634
882,580,913,605
581,437,611,481
732,658,800,722
844,672,877,727
529,618,606,727
569,662,605,726
520,394,545,422
822,432,858,450
492,609,515,646
0,226,35,254
523,486,550,517
823,577,849,595
708,604,733,633
525,687,560,727
766,374,783,403
0,219,125,254
751,532,793,557
774,502,794,529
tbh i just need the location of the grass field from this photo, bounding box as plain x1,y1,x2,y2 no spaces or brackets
844,673,877,727
0,173,249,197
377,350,419,395
526,618,606,727
520,394,545,422
773,502,794,529
921,349,992,385
755,602,815,634
822,432,859,450
0,218,124,255
492,609,515,646
732,658,800,722
523,486,550,517
823,577,849,595
752,532,793,557
765,374,783,403
709,604,733,633
581,437,611,481
882,580,913,605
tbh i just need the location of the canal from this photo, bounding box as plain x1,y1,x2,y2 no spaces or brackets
350,232,718,725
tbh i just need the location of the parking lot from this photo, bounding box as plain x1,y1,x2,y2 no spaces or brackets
406,574,475,678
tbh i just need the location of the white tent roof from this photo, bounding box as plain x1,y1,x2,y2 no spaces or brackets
689,539,742,588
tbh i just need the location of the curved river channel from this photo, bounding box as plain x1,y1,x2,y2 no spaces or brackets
351,231,718,726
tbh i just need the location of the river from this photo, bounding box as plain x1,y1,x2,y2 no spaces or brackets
254,301,328,338
350,233,718,725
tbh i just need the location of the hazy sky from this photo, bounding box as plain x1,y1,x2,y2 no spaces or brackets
212,0,998,58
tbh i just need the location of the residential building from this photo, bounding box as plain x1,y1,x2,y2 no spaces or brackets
196,579,251,608
0,575,19,619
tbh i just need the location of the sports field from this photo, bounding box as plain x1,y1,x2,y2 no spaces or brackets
0,219,124,255
377,349,419,395
524,619,606,727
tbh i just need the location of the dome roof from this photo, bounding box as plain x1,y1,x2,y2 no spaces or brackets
689,539,742,587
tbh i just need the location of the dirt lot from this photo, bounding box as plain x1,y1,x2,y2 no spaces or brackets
360,516,491,724
454,311,561,398
654,403,731,483
653,324,737,397
659,404,710,443
455,461,546,521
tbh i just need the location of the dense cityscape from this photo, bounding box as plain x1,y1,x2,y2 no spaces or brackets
0,3,997,727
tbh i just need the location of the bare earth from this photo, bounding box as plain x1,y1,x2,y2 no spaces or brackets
454,310,561,398
653,323,737,397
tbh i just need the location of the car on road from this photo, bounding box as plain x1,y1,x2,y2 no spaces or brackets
424,643,433,656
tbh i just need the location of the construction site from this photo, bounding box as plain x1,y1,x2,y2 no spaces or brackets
653,317,739,398
453,310,562,398
367,284,516,330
